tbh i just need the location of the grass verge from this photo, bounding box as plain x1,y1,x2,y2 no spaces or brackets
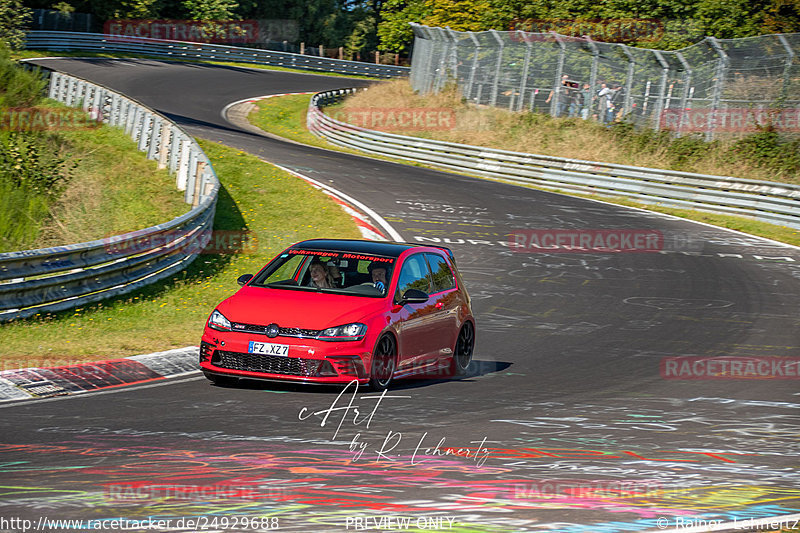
248,91,800,248
0,140,361,364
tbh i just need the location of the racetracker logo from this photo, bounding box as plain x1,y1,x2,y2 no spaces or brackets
660,108,800,133
0,107,102,131
509,229,664,253
513,479,662,498
328,108,456,131
509,18,665,43
103,230,258,255
104,19,260,43
661,357,800,380
105,483,287,502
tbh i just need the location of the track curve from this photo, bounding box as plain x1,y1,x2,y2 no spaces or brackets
2,58,799,532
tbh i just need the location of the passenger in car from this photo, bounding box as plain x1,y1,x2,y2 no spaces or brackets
308,260,334,289
327,263,344,287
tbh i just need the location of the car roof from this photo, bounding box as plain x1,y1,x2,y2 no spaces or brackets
291,239,451,259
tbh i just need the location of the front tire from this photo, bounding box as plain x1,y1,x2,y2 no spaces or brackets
450,322,474,376
369,335,396,391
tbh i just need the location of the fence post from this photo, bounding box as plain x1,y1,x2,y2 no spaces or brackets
147,116,161,159
434,27,451,92
622,47,635,118
517,31,533,112
158,122,171,169
675,51,693,137
551,33,566,116
706,36,729,142
777,35,795,104
446,27,460,88
48,71,60,99
489,29,504,107
177,138,191,191
466,31,480,103
652,50,670,131
586,36,599,97
138,113,153,151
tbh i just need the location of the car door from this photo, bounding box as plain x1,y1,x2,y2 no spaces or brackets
424,252,460,359
393,253,438,372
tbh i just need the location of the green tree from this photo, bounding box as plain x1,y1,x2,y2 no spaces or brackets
0,0,32,50
377,0,429,52
182,0,237,20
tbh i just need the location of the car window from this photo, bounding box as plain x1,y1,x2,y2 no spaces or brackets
250,249,396,297
261,254,307,285
426,253,456,293
396,254,432,300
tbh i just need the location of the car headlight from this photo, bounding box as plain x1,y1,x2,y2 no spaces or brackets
317,323,367,341
208,309,232,331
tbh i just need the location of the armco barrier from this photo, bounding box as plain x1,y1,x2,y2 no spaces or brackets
307,89,800,230
25,31,409,79
0,66,219,322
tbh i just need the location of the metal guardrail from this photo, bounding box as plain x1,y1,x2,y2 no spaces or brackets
0,67,219,321
25,31,409,79
308,89,800,230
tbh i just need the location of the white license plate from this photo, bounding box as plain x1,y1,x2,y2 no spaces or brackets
248,341,289,356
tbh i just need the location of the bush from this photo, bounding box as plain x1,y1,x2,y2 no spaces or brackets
732,127,800,177
0,43,46,107
0,132,73,251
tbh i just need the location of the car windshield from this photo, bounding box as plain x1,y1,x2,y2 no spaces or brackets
250,249,396,298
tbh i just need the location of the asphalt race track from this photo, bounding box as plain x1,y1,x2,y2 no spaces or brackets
2,58,800,532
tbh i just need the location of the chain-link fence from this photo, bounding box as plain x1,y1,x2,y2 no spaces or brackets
409,24,800,140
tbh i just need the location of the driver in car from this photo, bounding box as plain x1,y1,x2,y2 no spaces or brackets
368,262,390,293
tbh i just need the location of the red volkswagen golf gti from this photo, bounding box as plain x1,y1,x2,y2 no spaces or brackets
200,239,475,390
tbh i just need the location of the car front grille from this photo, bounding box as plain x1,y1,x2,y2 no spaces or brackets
230,322,321,338
215,350,314,376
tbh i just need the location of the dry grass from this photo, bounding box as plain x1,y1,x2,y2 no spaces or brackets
338,80,796,184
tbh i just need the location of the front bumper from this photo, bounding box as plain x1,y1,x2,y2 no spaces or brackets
199,332,371,385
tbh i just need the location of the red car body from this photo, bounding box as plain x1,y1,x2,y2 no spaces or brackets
200,239,475,389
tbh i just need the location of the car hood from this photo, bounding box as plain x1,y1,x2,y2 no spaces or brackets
216,286,386,329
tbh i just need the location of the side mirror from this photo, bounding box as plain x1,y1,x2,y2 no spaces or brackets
237,274,254,286
399,288,429,305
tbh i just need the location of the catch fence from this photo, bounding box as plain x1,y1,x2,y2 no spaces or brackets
409,24,800,139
